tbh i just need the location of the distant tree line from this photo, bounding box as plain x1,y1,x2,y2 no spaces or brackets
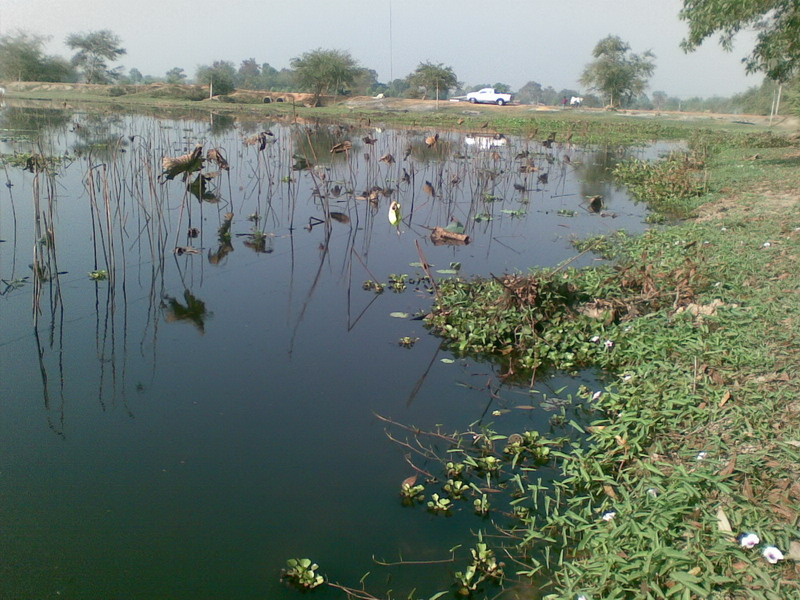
0,27,797,116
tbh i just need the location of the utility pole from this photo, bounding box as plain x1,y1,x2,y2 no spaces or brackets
388,0,394,83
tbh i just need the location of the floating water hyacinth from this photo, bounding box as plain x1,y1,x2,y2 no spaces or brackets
738,532,760,549
762,546,784,564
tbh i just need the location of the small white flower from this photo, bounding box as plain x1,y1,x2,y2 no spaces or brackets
721,227,727,232
589,335,600,343
577,596,589,600
696,451,707,461
762,546,784,564
602,511,616,521
739,533,760,549
763,242,771,248
622,373,633,381
604,339,614,349
646,487,660,498
591,391,602,401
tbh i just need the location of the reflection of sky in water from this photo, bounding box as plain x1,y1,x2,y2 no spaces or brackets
0,109,679,599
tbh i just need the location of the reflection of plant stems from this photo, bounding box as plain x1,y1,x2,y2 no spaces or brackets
288,226,332,356
405,344,441,407
414,240,439,301
371,552,456,567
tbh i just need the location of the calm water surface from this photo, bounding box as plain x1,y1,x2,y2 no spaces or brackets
0,107,670,599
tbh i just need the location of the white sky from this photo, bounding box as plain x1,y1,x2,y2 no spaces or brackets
2,0,760,98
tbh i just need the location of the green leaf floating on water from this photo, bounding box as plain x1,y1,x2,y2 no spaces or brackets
436,269,459,274
441,358,455,364
443,220,465,234
389,312,410,318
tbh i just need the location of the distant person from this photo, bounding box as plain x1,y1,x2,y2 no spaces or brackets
561,96,568,106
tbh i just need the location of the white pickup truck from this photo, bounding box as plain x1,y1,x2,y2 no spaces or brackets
466,88,513,106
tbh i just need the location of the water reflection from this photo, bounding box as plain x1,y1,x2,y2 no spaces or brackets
163,289,210,333
0,105,676,600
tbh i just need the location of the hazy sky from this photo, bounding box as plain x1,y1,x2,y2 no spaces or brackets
2,0,760,97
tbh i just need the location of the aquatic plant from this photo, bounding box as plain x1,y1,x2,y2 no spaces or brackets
282,558,324,590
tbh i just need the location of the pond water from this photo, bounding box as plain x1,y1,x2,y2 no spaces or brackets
0,106,671,599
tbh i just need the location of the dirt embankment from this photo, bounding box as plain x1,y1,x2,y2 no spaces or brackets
342,95,799,130
3,81,797,130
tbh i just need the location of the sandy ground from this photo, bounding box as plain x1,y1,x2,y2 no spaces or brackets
342,95,800,130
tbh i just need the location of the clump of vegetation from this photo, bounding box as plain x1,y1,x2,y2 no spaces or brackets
281,558,324,590
613,152,708,218
425,271,601,374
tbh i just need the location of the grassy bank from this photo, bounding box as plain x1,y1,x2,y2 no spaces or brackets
3,82,789,146
425,134,800,598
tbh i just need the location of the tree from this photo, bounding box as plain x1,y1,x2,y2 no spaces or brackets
652,90,668,110
406,61,458,100
127,68,143,85
351,68,380,95
165,67,187,84
580,36,655,107
290,48,361,105
0,30,74,82
196,61,236,95
66,30,126,84
515,81,543,104
680,0,800,82
237,58,261,89
384,78,410,98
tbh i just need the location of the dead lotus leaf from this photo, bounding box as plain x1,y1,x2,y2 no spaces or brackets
207,148,229,170
162,144,204,180
431,226,470,246
330,141,352,154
